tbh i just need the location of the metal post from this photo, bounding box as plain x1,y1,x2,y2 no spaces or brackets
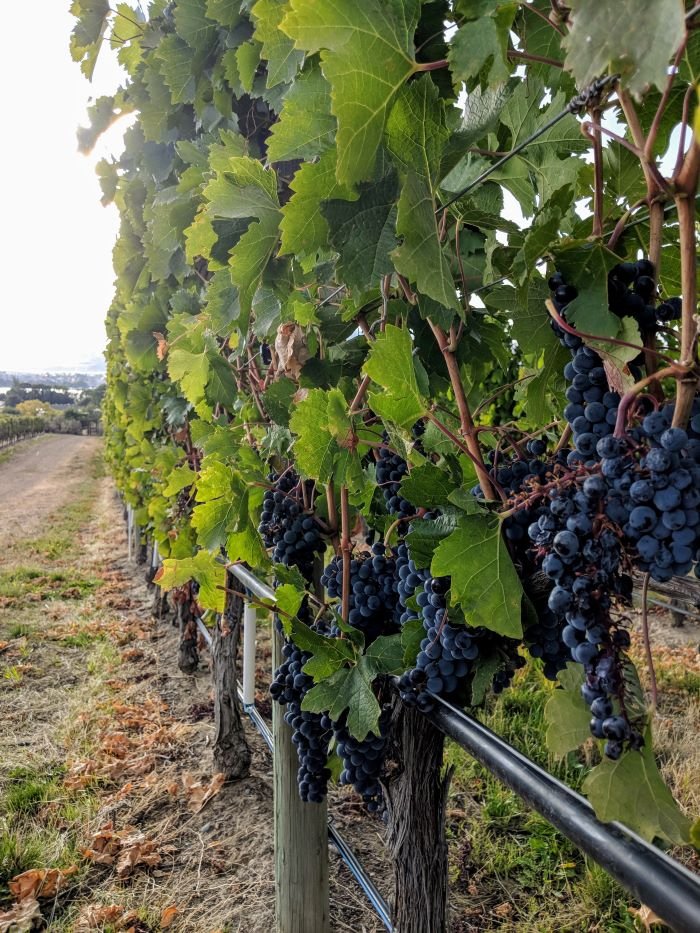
242,600,257,707
126,506,133,562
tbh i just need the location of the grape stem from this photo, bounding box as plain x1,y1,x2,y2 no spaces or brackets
544,299,676,364
640,572,658,712
340,486,351,623
427,411,507,503
427,320,498,501
612,365,690,438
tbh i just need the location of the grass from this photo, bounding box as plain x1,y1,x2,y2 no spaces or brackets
0,567,100,608
445,665,637,931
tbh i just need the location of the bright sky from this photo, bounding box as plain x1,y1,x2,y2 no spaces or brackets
0,2,131,374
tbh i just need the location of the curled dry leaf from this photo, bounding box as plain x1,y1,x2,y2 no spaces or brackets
180,771,226,813
74,903,125,931
8,866,78,902
153,331,168,361
0,898,42,933
160,905,178,928
275,322,309,378
628,904,668,931
115,832,161,878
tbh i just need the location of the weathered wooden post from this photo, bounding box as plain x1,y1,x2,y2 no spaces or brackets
272,623,330,933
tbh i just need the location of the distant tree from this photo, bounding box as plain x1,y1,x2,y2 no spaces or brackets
16,399,56,417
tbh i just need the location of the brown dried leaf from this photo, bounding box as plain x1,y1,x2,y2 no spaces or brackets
74,903,125,931
160,905,178,928
182,772,226,814
8,866,78,902
274,323,309,378
153,332,168,361
628,904,669,931
0,897,42,933
115,833,161,878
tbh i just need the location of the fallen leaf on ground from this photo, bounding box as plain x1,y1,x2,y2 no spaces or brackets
0,898,42,933
628,904,668,930
8,866,78,901
160,905,178,928
115,832,161,878
74,904,125,931
181,772,226,813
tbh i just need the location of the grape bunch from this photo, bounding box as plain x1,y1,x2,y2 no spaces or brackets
320,542,400,642
258,470,324,578
528,471,640,758
597,416,700,583
270,640,333,802
334,709,390,812
375,443,413,519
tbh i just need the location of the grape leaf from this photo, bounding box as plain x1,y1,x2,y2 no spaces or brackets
252,0,305,88
205,0,242,27
387,78,459,310
266,64,336,163
544,664,591,756
431,515,524,638
302,657,382,740
363,325,428,428
281,0,420,185
163,465,197,497
279,150,356,256
400,462,458,509
155,551,226,612
69,0,110,79
550,240,621,339
155,35,197,104
564,0,686,99
323,171,399,291
583,738,691,845
448,4,518,89
174,0,217,51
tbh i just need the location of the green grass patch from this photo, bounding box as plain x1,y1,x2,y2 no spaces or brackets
0,567,100,608
445,663,634,931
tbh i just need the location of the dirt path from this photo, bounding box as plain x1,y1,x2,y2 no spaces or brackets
0,442,387,933
0,435,101,547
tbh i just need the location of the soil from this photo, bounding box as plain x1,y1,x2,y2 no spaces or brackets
0,435,101,543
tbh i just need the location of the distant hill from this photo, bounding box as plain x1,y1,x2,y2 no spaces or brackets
0,371,105,389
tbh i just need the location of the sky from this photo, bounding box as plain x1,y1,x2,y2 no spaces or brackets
0,2,131,374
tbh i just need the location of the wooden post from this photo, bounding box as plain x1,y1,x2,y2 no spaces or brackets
272,626,330,933
211,588,251,779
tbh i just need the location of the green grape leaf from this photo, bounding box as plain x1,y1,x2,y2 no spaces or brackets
400,462,458,509
404,514,458,567
544,664,592,756
401,618,424,667
205,353,238,408
289,388,360,487
252,0,305,88
266,64,336,162
302,656,382,740
236,41,261,92
564,0,686,99
279,150,356,256
168,348,210,406
163,465,197,497
364,634,405,675
174,0,217,51
431,515,523,638
448,4,518,89
470,653,505,707
155,551,226,612
69,0,110,79
140,68,172,142
324,171,399,291
281,0,420,185
550,240,623,339
583,739,691,845
155,35,197,104
387,78,458,310
363,324,428,428
205,0,242,28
